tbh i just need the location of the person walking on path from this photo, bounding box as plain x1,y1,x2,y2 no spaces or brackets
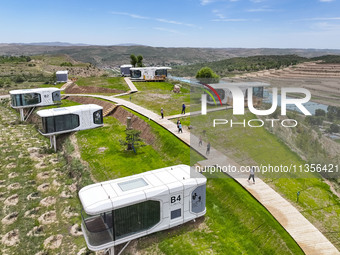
181,103,186,114
161,108,164,119
206,142,210,155
178,123,183,133
177,118,181,129
199,136,203,146
248,166,255,184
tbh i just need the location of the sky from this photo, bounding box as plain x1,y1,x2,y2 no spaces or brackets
1,0,340,49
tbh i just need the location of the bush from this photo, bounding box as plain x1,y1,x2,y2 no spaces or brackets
196,67,220,83
305,116,323,126
14,75,25,83
328,123,340,134
60,62,73,67
315,109,326,117
327,106,340,121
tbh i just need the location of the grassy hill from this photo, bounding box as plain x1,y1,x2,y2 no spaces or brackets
0,54,104,95
75,111,303,254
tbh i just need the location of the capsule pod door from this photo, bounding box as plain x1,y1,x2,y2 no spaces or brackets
168,182,184,228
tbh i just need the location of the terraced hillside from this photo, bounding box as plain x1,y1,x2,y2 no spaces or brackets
235,61,340,106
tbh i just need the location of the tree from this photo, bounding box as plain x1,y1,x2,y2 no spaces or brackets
326,106,340,121
14,75,25,83
328,123,340,134
315,109,326,117
120,129,145,152
196,67,220,83
137,55,143,67
305,116,323,126
60,62,73,67
130,54,137,67
48,72,57,84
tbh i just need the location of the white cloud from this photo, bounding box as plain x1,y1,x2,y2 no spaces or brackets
200,0,239,5
212,9,226,19
201,0,216,5
111,11,149,20
301,17,340,21
212,18,248,21
313,22,340,31
153,27,183,34
211,9,250,22
111,11,196,28
246,7,276,12
155,18,195,27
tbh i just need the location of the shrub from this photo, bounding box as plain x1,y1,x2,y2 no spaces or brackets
60,62,73,67
196,67,220,83
305,116,323,126
315,109,326,117
14,75,25,83
328,123,340,134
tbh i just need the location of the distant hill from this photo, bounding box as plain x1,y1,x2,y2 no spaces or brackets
171,55,310,77
12,42,91,47
171,54,340,77
0,44,340,68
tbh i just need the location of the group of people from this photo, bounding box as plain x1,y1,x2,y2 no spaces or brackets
160,104,186,133
160,104,186,119
198,132,210,155
176,118,183,133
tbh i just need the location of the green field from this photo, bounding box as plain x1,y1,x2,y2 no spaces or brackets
77,115,200,181
75,76,129,91
191,109,340,248
75,110,303,254
120,81,191,116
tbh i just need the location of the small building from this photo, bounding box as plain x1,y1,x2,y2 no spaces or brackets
205,82,270,106
56,70,68,83
130,67,171,81
120,64,133,77
79,164,206,252
36,104,103,151
10,88,61,121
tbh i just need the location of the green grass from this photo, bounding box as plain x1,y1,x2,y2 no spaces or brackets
75,76,129,91
191,109,340,249
75,112,303,254
39,99,82,110
150,177,303,255
120,81,191,116
77,114,200,180
122,106,203,165
39,83,64,89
